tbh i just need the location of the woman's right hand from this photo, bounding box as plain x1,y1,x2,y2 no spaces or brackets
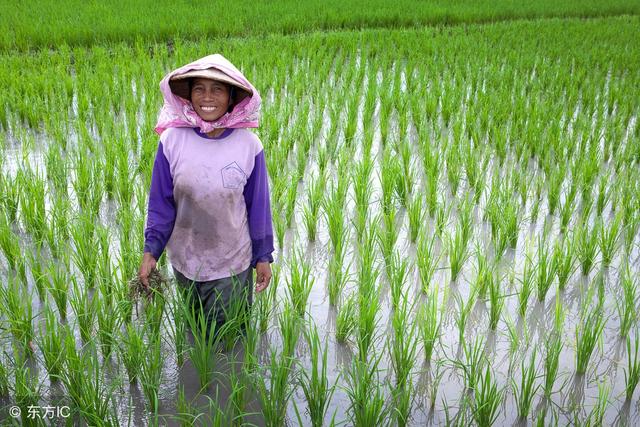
138,252,157,288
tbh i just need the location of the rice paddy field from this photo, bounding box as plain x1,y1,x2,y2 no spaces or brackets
1,3,640,426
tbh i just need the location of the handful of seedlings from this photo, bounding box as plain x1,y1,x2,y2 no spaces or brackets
129,269,169,301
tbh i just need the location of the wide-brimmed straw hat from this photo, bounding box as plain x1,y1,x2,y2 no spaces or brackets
169,68,252,101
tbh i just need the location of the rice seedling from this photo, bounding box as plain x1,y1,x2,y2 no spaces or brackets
352,157,373,239
302,173,324,241
181,289,221,390
254,348,295,427
327,242,350,306
278,299,302,358
471,363,503,427
454,336,486,392
69,276,97,343
27,248,48,301
457,194,475,245
96,294,119,359
140,332,163,414
598,214,621,267
324,183,347,253
543,330,563,399
454,287,477,345
47,257,69,320
574,220,599,276
575,302,605,375
0,215,24,278
512,349,540,419
377,209,399,273
356,280,381,362
416,232,441,293
585,381,609,426
0,275,35,354
379,146,399,216
344,353,389,427
595,171,612,216
18,167,47,244
446,224,470,282
70,214,99,288
406,192,424,243
418,283,442,363
38,304,67,379
387,252,409,310
623,335,640,401
119,322,145,384
487,270,504,330
59,338,119,426
434,195,451,237
552,235,576,291
293,322,338,427
536,237,557,302
336,292,357,343
13,355,42,425
617,264,638,338
285,248,314,317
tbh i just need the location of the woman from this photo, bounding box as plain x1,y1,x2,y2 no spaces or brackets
138,54,274,332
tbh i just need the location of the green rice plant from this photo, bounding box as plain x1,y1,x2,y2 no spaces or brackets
254,348,295,427
377,210,399,273
0,215,24,275
598,213,621,267
529,175,543,224
387,252,409,311
546,166,564,216
552,235,576,291
140,332,163,414
623,335,640,401
558,192,576,234
70,214,99,288
395,160,414,210
352,157,373,239
434,195,451,237
336,292,357,343
324,181,347,252
181,291,221,390
47,257,69,320
18,167,47,244
302,173,325,241
96,294,119,359
406,193,425,243
518,248,536,316
284,172,299,227
344,353,388,427
575,302,605,375
446,224,470,282
164,290,186,368
27,248,48,301
488,271,504,330
585,381,609,426
379,146,399,216
0,172,19,222
254,270,277,334
416,232,441,293
595,171,611,216
0,275,35,354
454,335,486,392
418,283,442,363
285,248,314,316
356,280,380,362
69,277,97,343
536,237,557,302
454,286,477,345
574,220,599,276
12,355,41,425
119,322,145,384
278,299,301,358
543,330,563,399
327,241,350,306
457,194,475,245
473,245,492,300
617,264,638,338
0,353,9,396
512,350,540,419
471,364,503,427
293,322,338,427
59,338,119,426
38,304,67,379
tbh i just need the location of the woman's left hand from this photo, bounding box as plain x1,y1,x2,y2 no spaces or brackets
255,261,272,293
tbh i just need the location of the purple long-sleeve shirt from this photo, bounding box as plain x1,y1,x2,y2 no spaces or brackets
144,127,274,280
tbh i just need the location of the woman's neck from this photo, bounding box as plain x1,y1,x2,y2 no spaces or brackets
206,128,226,138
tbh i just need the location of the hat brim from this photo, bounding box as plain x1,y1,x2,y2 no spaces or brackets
169,68,252,102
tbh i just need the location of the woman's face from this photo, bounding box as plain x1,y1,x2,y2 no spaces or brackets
190,78,231,121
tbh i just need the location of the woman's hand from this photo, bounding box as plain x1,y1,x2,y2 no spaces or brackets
138,252,157,289
255,261,272,293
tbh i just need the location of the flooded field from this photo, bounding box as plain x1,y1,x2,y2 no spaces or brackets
0,15,639,426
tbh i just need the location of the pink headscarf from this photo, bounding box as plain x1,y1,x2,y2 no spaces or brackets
154,54,261,135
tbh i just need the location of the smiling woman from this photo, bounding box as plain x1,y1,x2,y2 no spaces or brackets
138,54,274,337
